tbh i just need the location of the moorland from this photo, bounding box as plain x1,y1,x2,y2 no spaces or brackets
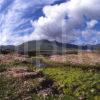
0,40,100,100
0,50,100,100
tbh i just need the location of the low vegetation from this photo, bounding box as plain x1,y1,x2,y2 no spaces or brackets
43,67,100,99
0,53,100,100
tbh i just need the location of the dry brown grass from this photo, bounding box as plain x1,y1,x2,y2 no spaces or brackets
0,51,100,66
0,53,27,64
50,51,100,65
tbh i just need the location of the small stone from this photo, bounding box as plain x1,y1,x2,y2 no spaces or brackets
90,88,95,93
78,96,85,100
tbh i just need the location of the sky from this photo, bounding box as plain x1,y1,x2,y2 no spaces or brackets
0,0,100,45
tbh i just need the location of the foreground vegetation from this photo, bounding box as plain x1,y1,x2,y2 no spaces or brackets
0,54,100,100
43,67,100,99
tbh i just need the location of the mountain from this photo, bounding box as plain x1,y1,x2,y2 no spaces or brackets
17,40,78,51
0,45,15,54
16,40,78,55
0,40,100,55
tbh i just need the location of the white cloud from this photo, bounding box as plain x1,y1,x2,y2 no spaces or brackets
0,0,59,45
87,20,98,29
30,0,100,44
0,0,100,45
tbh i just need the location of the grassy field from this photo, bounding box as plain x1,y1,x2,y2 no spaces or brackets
49,51,100,65
0,52,100,100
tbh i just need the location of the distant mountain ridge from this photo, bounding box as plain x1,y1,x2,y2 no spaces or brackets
17,40,78,51
0,40,100,55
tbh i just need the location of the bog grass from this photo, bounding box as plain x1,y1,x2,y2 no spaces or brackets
0,54,100,100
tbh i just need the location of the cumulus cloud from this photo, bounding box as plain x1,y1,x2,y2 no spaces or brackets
30,0,100,44
0,0,100,45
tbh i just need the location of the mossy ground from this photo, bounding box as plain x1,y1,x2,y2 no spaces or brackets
0,54,100,100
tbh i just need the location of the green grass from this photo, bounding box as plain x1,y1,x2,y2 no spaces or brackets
0,64,8,72
0,56,100,100
30,56,100,99
43,67,100,99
